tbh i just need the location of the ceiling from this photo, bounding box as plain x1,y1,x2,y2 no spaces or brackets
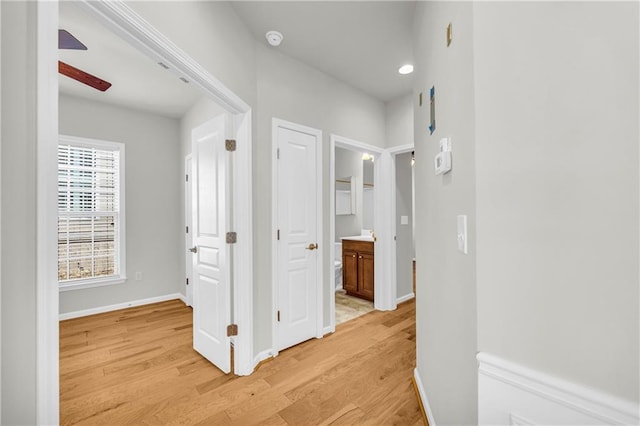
59,2,201,119
59,1,415,119
231,1,415,102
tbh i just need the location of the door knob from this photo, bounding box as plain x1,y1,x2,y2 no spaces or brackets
306,243,318,250
189,246,198,253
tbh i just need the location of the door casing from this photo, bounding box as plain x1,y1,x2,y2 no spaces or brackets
185,154,193,307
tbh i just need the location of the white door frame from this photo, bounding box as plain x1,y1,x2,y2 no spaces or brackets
184,154,194,307
36,1,255,421
387,144,415,304
328,135,395,333
271,118,324,354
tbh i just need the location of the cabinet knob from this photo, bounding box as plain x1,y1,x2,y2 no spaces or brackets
352,254,356,258
359,255,362,259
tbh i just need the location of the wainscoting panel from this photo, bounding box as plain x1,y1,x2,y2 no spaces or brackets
477,352,639,425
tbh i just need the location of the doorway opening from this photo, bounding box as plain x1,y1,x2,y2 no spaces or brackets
334,147,376,325
38,2,254,421
391,148,416,305
329,134,396,334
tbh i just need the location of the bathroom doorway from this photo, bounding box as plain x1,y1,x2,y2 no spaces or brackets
334,147,376,324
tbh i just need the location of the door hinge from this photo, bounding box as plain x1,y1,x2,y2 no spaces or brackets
186,174,189,182
227,324,238,336
277,229,280,240
226,232,237,244
186,277,189,285
277,310,281,322
225,139,236,152
186,226,189,234
277,148,280,159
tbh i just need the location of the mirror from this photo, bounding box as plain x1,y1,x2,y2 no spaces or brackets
336,176,356,215
362,159,374,229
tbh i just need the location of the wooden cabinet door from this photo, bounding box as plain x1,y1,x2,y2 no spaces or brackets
343,250,358,294
358,252,375,301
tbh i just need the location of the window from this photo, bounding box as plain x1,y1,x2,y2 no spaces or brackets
58,136,125,290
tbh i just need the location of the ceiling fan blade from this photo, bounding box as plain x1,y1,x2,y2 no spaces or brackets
59,61,112,92
59,29,87,50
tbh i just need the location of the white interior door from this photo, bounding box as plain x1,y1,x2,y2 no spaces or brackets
191,115,231,373
185,155,193,307
275,123,320,351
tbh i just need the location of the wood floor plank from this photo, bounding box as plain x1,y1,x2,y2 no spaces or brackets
60,298,423,425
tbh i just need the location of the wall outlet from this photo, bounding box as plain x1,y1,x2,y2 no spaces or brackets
135,272,143,281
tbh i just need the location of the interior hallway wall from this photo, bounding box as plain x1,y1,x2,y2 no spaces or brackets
412,2,478,423
385,94,413,149
58,95,182,315
1,2,38,422
474,1,639,404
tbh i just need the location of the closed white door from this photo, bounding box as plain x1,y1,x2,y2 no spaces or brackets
191,115,231,373
275,123,321,351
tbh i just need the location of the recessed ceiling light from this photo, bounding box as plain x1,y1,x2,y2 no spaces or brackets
266,30,283,47
398,64,414,75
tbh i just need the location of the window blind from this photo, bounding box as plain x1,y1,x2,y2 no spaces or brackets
58,143,121,282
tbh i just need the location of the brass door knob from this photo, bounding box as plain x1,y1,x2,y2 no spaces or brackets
188,246,198,253
306,243,318,250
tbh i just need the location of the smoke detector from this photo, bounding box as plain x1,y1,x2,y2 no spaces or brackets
266,30,283,47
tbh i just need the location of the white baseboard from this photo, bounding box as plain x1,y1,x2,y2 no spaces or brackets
414,368,436,426
477,352,640,425
59,293,186,320
397,292,415,304
252,348,276,371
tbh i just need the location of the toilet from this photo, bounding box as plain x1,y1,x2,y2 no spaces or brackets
334,242,343,290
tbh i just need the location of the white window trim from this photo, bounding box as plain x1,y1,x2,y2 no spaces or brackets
58,134,126,291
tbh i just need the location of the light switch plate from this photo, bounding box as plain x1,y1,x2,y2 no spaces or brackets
457,215,467,254
401,215,409,225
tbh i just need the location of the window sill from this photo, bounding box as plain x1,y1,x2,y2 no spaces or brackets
59,276,127,292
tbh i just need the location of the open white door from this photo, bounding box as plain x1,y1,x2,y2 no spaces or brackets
185,155,194,307
191,115,231,373
274,120,322,351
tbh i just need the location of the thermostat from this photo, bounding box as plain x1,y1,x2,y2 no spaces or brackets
434,137,452,175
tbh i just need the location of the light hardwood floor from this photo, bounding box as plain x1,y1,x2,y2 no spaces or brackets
60,298,422,425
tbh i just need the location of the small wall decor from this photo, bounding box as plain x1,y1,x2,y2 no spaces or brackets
428,86,436,135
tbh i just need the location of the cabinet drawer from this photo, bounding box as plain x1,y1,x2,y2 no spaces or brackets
342,239,373,255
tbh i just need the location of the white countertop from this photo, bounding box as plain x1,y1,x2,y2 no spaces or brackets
340,235,374,242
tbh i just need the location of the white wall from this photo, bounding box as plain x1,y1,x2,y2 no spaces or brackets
385,94,413,148
1,2,37,423
395,152,413,300
335,147,363,240
413,2,640,424
412,2,478,424
58,95,182,314
255,44,386,352
125,1,256,109
474,0,639,407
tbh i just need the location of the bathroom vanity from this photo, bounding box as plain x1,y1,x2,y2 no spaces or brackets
342,237,374,301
